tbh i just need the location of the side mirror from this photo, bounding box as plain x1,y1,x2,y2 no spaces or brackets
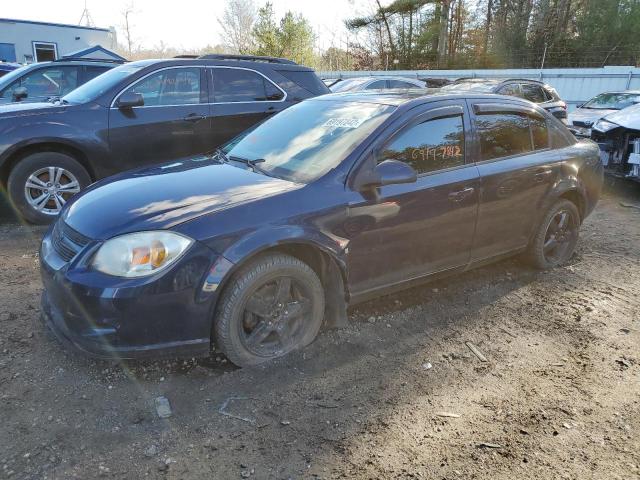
116,92,144,109
12,86,28,101
357,159,417,190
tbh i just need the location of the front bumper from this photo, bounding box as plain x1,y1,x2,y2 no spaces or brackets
39,228,227,360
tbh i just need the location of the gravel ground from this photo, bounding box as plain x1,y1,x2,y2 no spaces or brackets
0,184,638,480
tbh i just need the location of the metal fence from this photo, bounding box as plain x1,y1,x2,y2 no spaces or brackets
318,66,640,111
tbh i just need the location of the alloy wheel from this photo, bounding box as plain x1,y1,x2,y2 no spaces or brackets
24,166,81,216
542,209,578,264
239,276,313,358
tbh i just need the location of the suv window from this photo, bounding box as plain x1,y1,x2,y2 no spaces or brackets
365,80,386,90
497,83,521,96
213,68,283,102
530,115,549,149
380,115,465,174
83,66,111,83
121,67,201,106
388,79,417,89
276,69,328,95
520,83,546,103
1,66,79,99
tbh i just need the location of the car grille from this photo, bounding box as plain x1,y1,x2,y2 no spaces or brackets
51,221,92,262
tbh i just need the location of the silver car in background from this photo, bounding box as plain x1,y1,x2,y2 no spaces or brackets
568,90,640,138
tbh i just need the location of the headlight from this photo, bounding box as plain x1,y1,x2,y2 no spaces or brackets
92,231,193,278
593,119,619,132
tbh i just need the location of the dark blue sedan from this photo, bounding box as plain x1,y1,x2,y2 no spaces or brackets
40,91,603,366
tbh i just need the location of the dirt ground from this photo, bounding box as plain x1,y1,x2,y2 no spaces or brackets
0,183,638,480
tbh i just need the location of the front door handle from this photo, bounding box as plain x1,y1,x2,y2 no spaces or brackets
183,114,206,123
448,187,475,202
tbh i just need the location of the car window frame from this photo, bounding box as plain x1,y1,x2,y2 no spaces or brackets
110,65,208,108
496,82,522,97
467,99,551,164
347,99,474,190
208,66,287,104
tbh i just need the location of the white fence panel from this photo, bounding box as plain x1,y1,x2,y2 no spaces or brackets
318,66,640,111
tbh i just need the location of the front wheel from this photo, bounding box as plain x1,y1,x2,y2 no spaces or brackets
214,253,325,367
525,199,581,269
7,152,91,224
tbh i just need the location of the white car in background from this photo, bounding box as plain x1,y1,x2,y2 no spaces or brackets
568,90,640,137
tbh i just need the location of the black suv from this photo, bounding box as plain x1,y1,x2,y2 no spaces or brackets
0,58,121,104
442,78,567,122
0,55,329,223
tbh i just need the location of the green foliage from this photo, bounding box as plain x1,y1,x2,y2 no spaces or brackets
251,2,316,66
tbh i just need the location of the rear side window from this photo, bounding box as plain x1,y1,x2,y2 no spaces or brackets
388,79,417,88
475,112,550,160
276,69,329,95
1,66,79,99
213,68,283,102
380,115,465,174
549,119,574,148
475,113,532,160
497,83,520,96
520,84,546,103
365,80,386,89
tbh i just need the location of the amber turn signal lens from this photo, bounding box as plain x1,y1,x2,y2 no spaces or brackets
150,241,167,268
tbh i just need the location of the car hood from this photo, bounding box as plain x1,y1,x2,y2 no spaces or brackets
0,100,65,118
599,103,640,129
568,107,617,126
63,157,302,240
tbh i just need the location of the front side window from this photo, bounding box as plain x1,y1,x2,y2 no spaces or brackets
120,68,201,106
520,84,546,103
475,113,533,160
226,99,393,183
213,68,283,102
0,66,78,99
380,115,465,174
530,116,549,150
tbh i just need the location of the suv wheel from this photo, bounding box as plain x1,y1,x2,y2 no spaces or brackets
525,199,580,269
7,152,91,225
214,253,325,367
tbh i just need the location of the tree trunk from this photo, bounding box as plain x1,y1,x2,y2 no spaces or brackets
483,0,493,54
437,0,450,66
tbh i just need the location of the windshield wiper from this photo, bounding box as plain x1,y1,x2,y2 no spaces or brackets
229,155,275,177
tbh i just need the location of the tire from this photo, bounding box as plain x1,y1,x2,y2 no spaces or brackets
524,199,581,269
214,253,325,367
7,152,91,225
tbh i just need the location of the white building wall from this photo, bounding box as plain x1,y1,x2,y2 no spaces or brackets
0,19,116,63
320,66,640,111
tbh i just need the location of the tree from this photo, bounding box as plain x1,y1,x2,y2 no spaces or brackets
251,3,316,66
218,0,257,54
121,2,137,57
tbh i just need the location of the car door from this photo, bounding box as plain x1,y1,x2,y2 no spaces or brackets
346,101,480,295
468,101,559,261
208,66,287,148
108,66,211,168
0,65,80,103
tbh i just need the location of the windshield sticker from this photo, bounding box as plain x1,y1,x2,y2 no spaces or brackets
323,117,367,129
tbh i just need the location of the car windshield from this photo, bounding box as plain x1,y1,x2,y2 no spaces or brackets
226,99,394,183
582,92,640,110
330,78,371,92
63,63,146,104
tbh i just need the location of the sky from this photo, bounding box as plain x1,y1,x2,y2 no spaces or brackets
2,0,372,52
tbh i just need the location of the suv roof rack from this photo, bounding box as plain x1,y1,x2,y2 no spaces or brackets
173,54,199,59
55,57,125,64
198,54,297,65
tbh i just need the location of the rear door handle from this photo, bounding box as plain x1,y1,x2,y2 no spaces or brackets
448,187,475,202
183,114,206,123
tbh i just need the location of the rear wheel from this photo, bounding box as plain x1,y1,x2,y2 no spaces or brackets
214,253,325,367
525,199,580,269
7,152,91,224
